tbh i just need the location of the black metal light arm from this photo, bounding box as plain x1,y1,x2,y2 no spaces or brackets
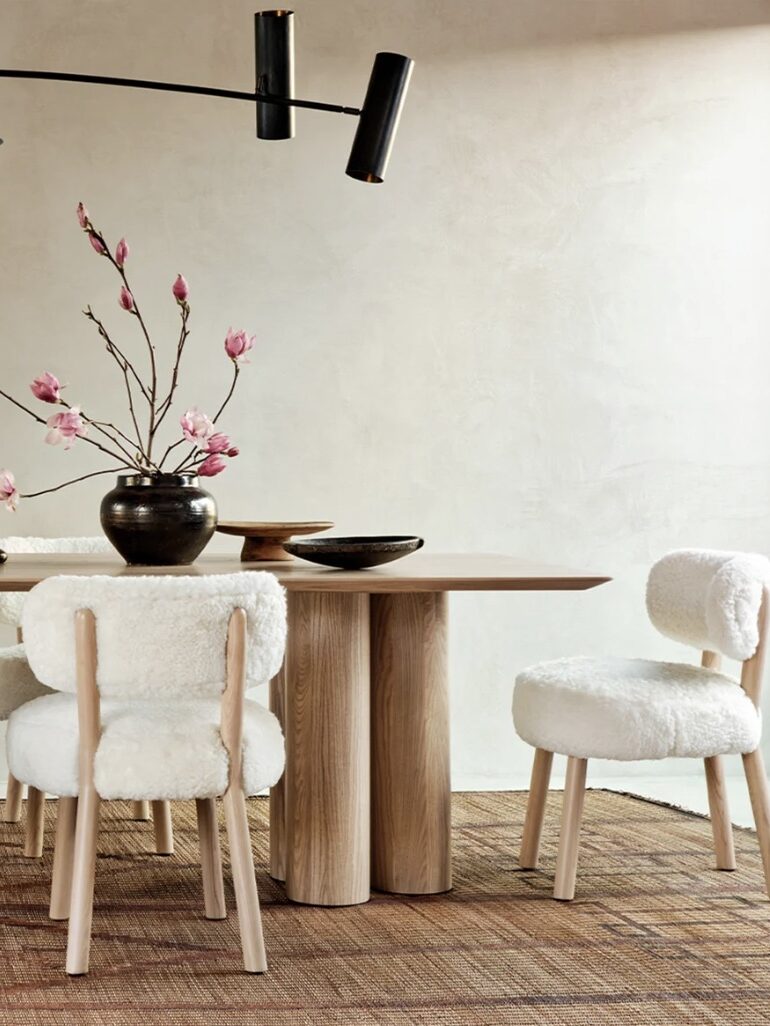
0,69,360,116
0,10,414,183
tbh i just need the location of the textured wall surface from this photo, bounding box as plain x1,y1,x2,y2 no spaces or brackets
1,1,769,786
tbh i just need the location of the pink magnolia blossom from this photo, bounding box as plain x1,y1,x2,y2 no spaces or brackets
76,202,89,229
115,237,129,267
118,286,135,311
198,453,227,477
172,274,189,304
45,407,88,449
88,233,106,255
30,372,62,404
180,407,214,446
0,470,18,512
204,432,233,454
224,327,255,364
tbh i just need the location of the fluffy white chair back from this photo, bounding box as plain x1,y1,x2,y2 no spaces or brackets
646,549,770,661
21,572,286,699
0,536,113,627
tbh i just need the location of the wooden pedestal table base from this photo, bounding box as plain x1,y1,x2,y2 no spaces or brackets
284,592,370,906
370,592,451,894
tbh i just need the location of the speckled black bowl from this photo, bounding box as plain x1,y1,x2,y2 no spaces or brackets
283,535,424,570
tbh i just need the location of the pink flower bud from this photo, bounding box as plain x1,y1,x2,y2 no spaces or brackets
45,407,88,450
118,286,135,311
115,237,129,267
88,233,106,255
198,453,227,477
172,274,189,304
0,469,18,512
227,446,239,458
204,432,232,454
76,202,89,229
30,372,62,404
224,327,255,364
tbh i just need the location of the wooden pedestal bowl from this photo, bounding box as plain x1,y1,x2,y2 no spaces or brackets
215,521,334,562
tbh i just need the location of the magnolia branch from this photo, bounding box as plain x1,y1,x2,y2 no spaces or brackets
154,302,190,432
83,307,151,401
0,389,138,468
212,365,240,424
83,307,149,463
170,365,240,473
90,227,160,459
20,467,125,498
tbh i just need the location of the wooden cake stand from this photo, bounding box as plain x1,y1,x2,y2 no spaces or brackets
216,521,334,561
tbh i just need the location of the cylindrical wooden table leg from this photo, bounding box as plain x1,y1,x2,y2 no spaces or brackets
269,664,287,882
370,592,451,895
285,591,370,906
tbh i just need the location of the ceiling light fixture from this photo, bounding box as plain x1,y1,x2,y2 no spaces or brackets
0,9,414,184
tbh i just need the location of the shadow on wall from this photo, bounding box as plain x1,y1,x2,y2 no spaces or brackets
330,0,770,59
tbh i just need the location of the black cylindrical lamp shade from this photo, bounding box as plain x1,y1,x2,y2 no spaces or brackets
255,10,295,140
346,52,413,183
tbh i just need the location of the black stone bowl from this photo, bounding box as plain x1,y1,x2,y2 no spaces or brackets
283,535,424,570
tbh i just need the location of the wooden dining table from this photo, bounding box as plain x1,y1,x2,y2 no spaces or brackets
0,551,610,907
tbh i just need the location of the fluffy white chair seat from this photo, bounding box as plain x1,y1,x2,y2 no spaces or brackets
0,643,51,720
7,691,285,800
513,655,761,761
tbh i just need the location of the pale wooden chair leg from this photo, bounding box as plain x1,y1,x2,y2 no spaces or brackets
50,797,78,920
224,787,267,973
519,748,553,868
704,755,736,871
4,773,23,823
151,800,174,855
553,756,587,901
196,798,226,920
130,800,150,821
66,609,102,976
66,788,101,975
24,786,46,858
743,749,770,898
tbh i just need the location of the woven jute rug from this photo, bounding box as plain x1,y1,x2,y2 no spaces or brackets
1,790,770,1025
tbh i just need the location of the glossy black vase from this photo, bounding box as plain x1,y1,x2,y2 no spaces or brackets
100,473,217,566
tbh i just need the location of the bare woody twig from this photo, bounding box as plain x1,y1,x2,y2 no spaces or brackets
154,302,190,431
20,467,125,498
82,308,151,465
88,226,159,460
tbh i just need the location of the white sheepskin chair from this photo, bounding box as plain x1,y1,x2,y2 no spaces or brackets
512,548,770,902
6,571,286,975
0,536,114,846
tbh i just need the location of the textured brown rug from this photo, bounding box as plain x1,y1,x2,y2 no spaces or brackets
2,790,770,1025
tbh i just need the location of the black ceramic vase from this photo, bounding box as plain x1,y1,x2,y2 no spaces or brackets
100,473,217,566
